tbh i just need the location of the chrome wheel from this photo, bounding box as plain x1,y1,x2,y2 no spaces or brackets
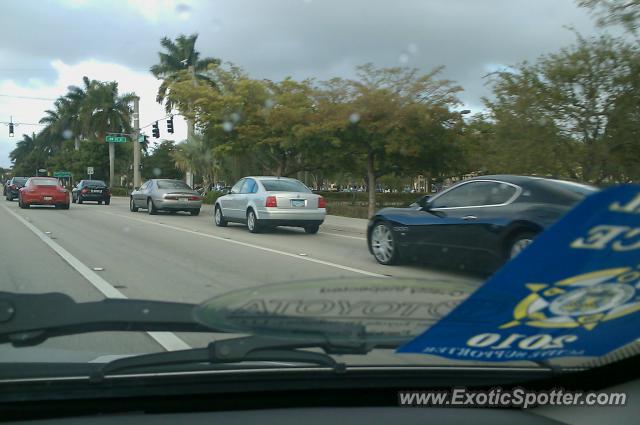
247,211,255,230
510,238,532,258
371,223,397,264
215,208,221,224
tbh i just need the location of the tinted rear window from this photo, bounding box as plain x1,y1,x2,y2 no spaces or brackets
30,178,58,186
261,180,310,193
157,180,191,190
84,180,107,187
13,178,27,184
531,179,598,205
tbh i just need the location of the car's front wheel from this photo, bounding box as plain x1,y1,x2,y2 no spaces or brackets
370,221,400,265
214,205,228,227
129,197,138,212
104,198,110,205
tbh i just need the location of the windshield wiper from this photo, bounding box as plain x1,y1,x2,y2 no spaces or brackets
0,291,213,346
91,332,378,381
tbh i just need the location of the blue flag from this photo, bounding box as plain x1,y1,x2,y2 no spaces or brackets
397,185,640,362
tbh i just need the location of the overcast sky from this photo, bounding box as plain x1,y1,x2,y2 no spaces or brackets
0,0,609,168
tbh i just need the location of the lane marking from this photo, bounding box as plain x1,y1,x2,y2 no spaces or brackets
319,231,366,241
1,204,191,352
99,209,386,278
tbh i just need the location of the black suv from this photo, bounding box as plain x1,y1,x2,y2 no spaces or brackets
5,177,28,201
72,180,111,205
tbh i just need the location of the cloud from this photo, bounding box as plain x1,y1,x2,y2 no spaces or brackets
0,0,617,167
0,59,187,167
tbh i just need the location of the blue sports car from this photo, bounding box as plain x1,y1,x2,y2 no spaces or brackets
367,175,597,273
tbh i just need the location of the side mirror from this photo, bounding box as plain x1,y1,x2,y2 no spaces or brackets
134,187,140,191
226,189,233,194
418,195,431,210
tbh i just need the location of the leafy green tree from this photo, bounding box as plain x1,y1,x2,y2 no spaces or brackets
484,35,638,183
578,0,640,33
144,140,182,180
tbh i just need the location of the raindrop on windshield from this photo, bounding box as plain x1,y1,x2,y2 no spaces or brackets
62,129,73,140
407,43,419,54
399,53,410,64
153,167,162,177
222,121,234,132
230,112,241,122
349,113,360,124
264,98,275,108
176,3,191,21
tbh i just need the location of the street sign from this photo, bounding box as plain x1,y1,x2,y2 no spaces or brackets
137,134,146,143
38,168,47,173
105,135,128,143
87,166,94,176
53,171,72,178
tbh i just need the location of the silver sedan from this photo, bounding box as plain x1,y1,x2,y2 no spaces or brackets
214,176,326,233
130,179,202,215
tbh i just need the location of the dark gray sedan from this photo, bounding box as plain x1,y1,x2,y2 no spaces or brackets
130,179,202,215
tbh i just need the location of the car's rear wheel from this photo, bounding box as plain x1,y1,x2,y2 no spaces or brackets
104,198,110,205
129,197,138,212
370,221,399,265
77,195,83,204
305,224,320,234
507,231,536,259
72,195,76,203
147,198,157,215
62,203,70,210
98,200,103,205
214,205,227,227
7,193,13,201
247,209,261,233
190,209,200,216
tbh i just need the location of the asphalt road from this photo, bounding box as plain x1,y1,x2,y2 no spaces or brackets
0,196,481,362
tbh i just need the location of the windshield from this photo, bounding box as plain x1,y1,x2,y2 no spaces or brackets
261,179,311,193
156,180,192,190
12,177,27,185
0,0,638,399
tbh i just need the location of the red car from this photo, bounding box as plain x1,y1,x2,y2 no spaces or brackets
18,177,70,209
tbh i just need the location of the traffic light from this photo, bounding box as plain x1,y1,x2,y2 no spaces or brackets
152,121,160,138
8,123,14,137
143,135,149,144
166,116,174,134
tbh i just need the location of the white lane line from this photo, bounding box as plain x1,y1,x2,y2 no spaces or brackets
319,231,366,241
99,210,386,278
1,204,191,352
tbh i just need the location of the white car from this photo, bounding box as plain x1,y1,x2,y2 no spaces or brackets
214,177,326,234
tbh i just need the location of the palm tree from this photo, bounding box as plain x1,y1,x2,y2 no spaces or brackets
10,133,48,176
172,137,218,191
151,34,220,186
150,34,220,112
83,81,136,186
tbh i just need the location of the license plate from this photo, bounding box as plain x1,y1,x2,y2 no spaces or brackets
91,190,102,193
180,197,189,202
43,196,52,201
291,199,305,207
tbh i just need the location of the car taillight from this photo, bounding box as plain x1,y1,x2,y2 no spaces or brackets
9,184,16,190
265,196,277,207
81,188,89,193
318,196,326,208
189,196,201,201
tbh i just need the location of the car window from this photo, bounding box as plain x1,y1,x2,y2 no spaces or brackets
157,180,191,190
261,179,311,193
85,180,107,187
140,181,151,191
230,179,245,194
29,178,59,186
431,181,516,208
240,179,257,194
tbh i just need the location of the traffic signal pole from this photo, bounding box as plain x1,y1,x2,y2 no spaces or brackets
132,96,141,188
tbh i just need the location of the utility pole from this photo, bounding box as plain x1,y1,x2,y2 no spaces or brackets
185,64,196,188
108,140,115,187
132,96,141,188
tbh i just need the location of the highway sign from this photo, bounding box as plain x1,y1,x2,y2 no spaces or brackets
105,135,128,143
87,166,94,175
53,171,72,178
